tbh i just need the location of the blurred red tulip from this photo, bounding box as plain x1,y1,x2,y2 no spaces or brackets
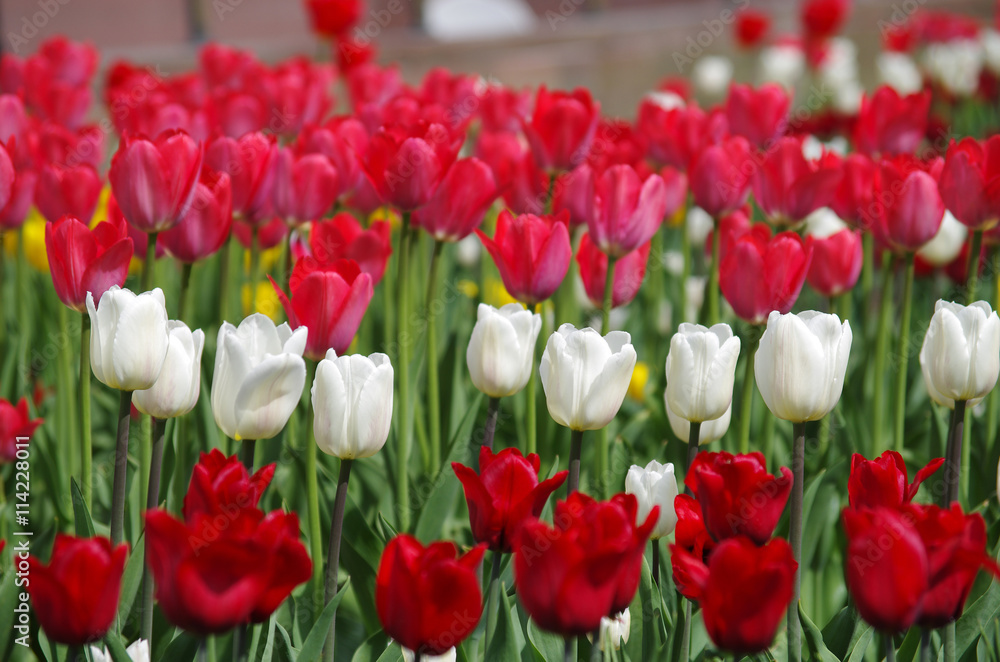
552,163,596,226
34,122,105,171
725,83,790,149
233,216,287,250
636,100,727,171
938,137,1000,230
271,147,339,226
412,157,499,241
807,227,863,297
363,122,461,210
848,450,944,510
689,136,753,218
523,86,600,172
35,162,102,224
853,87,930,157
0,167,35,230
671,493,716,601
873,156,945,252
802,0,850,42
479,84,531,133
830,152,876,230
159,170,233,263
735,9,771,48
719,226,812,324
587,164,669,257
300,118,369,197
0,397,42,462
576,233,651,309
205,132,277,224
308,212,392,283
0,142,12,210
45,216,134,313
304,0,364,37
262,57,335,137
752,137,841,225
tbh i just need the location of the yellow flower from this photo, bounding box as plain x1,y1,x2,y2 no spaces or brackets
666,205,687,228
368,206,401,230
242,282,283,320
627,361,650,402
483,277,520,308
242,245,285,274
3,209,50,272
89,185,112,228
457,279,480,299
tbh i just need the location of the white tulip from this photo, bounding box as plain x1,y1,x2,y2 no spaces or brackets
645,90,685,111
923,40,983,98
211,314,307,440
665,323,741,423
539,324,637,431
917,210,968,267
692,55,733,99
755,311,853,422
403,648,456,662
588,609,631,652
312,350,393,459
759,44,805,90
919,300,1000,408
132,321,204,419
686,206,714,247
466,303,541,398
877,52,924,95
625,460,678,539
982,29,1000,75
804,207,849,239
87,287,169,392
817,38,859,89
90,639,150,662
666,397,731,445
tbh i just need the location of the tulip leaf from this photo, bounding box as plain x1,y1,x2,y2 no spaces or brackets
486,580,521,660
104,633,134,662
273,622,296,662
799,604,839,662
70,477,96,538
527,619,567,662
116,535,145,626
350,630,390,662
0,569,16,656
159,631,201,662
373,642,403,661
297,577,352,662
846,626,875,662
956,573,1000,659
821,605,863,659
894,626,922,662
256,615,276,662
626,554,654,662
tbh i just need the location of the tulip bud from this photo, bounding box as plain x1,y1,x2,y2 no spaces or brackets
466,303,541,398
87,286,170,392
132,322,205,419
665,398,731,446
625,460,679,539
665,323,741,423
590,609,631,652
312,350,393,459
539,324,637,431
919,300,1000,408
211,314,307,440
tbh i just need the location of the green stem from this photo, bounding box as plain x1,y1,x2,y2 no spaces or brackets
873,254,896,455
601,256,617,335
247,226,260,316
178,262,193,322
142,232,158,292
16,226,30,395
80,314,92,508
57,305,78,480
219,235,232,324
483,397,500,450
239,439,256,471
705,218,721,327
942,400,966,507
426,240,444,475
885,634,896,662
305,360,324,615
738,333,760,455
110,389,133,547
197,639,208,662
788,421,806,662
651,540,660,588
485,551,503,653
139,414,151,540
966,229,983,304
233,625,247,662
397,215,413,531
526,303,541,456
324,458,353,662
862,232,874,301
919,629,930,662
283,224,294,290
944,623,956,662
565,637,574,662
141,417,167,644
649,226,664,352
568,429,583,494
679,601,691,662
680,206,691,327
893,254,915,452
687,422,701,472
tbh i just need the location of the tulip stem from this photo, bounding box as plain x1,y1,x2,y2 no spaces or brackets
872,254,896,456
248,227,260,316
589,632,602,662
527,303,542,456
16,226,30,395
564,636,574,662
686,422,701,473
142,232,158,292
483,397,500,450
68,646,83,662
966,229,983,304
704,217,721,327
919,629,930,662
942,400,966,507
884,633,896,662
219,235,233,323
945,623,956,662
485,551,502,653
197,639,208,662
233,625,247,662
305,360,325,623
141,416,167,645
861,233,874,302
787,421,806,662
397,215,413,532
110,389,133,547
602,256,617,335
651,540,660,587
426,240,444,475
892,253,915,452
178,262,193,322
324,458,353,662
239,439,256,471
679,601,691,662
680,205,691,327
80,313,93,509
737,332,759,455
568,429,583,494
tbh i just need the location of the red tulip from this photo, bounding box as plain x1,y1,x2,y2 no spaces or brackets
270,258,374,360
636,100,727,171
689,136,753,217
504,151,551,216
335,35,376,72
708,205,755,258
523,86,600,172
233,216,287,250
204,132,277,224
476,209,572,305
22,61,91,129
412,157,499,241
0,142,12,210
475,130,528,196
807,227,863,297
735,9,770,48
802,0,850,43
271,147,339,226
938,137,1000,230
751,137,841,225
363,122,461,210
299,118,369,196
848,451,944,510
109,129,203,233
159,170,233,263
552,163,596,227
307,212,392,283
0,168,36,230
725,84,790,149
262,58,334,138
0,397,42,462
35,122,106,171
586,164,669,257
183,449,276,529
304,0,363,37
28,534,128,646
830,153,876,230
479,84,531,133
873,156,945,252
376,534,486,656
34,162,103,224
686,451,793,545
45,216,134,313
30,36,98,88
576,233,650,309
671,493,716,600
584,118,649,172
719,227,813,324
853,87,930,157
452,446,568,552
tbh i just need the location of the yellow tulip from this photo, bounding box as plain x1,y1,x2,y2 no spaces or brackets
242,282,282,320
3,209,50,272
627,361,650,402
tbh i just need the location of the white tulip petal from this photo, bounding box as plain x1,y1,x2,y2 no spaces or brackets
233,353,306,440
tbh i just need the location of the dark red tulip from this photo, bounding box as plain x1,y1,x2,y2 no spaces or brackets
0,167,36,230
304,0,363,37
636,100,727,171
719,227,813,324
689,136,753,218
270,258,374,360
853,87,930,157
807,227,863,297
873,156,945,252
725,84,790,149
576,233,650,309
412,157,499,241
28,534,128,646
830,153,876,230
300,118,369,197
0,397,42,462
671,493,716,601
751,137,841,225
182,449,276,531
35,162,103,225
159,170,233,263
452,446,568,553
271,147,339,225
0,142,12,210
363,122,461,210
586,164,669,257
552,163,596,227
476,209,572,305
686,451,793,545
376,534,486,656
847,451,944,510
735,9,770,48
307,212,392,283
522,86,600,172
45,216,134,313
802,0,850,42
938,137,1000,230
205,132,277,224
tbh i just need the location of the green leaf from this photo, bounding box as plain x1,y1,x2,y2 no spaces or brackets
821,605,861,659
116,536,145,627
846,626,874,662
71,477,96,538
257,615,276,662
351,630,390,662
0,569,17,657
956,575,1000,659
527,619,566,662
374,642,403,662
486,581,520,660
297,577,351,662
158,631,201,662
104,633,135,662
273,622,296,662
626,555,655,662
799,604,839,662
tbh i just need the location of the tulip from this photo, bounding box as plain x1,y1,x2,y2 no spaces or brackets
28,534,129,646
452,446,568,552
132,321,205,419
692,56,734,99
585,165,669,257
877,51,923,95
830,153,876,230
0,168,36,230
591,609,631,652
376,535,486,656
271,147,339,226
402,649,455,662
751,137,841,225
311,350,393,459
476,130,530,199
45,216,134,313
806,227,863,297
34,162,103,224
476,209,572,305
719,228,813,325
665,399,731,447
304,0,362,37
211,314,307,441
917,210,967,267
853,87,930,157
670,493,716,600
90,640,150,662
300,119,368,197
158,170,233,264
412,158,499,241
919,300,1000,408
204,132,277,223
87,286,170,392
0,397,42,462
636,100,727,171
735,9,770,48
755,310,852,422
522,86,600,171
109,129,203,234
308,213,392,283
847,450,944,510
688,136,753,218
466,303,541,399
625,460,679,539
183,449,276,527
233,216,287,251
478,83,531,133
665,323,741,425
363,122,461,210
725,83,790,149
938,136,1000,230
874,157,946,253
575,233,650,309
802,0,849,42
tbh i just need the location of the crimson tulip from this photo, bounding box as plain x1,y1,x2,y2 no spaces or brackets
182,449,276,528
0,142,12,209
270,257,374,360
233,216,287,250
412,157,499,241
304,0,363,37
476,209,572,305
847,450,944,510
452,447,568,553
586,164,669,257
719,227,813,324
584,118,649,172
109,129,203,233
751,137,841,225
522,86,600,171
830,153,876,230
28,534,128,646
363,122,461,211
853,87,930,157
300,118,369,197
552,163,596,226
873,156,945,252
636,100,727,171
159,170,233,263
307,212,392,283
204,132,277,224
0,168,36,230
0,397,42,462
34,162,103,224
576,233,650,309
725,83,790,149
45,216,134,312
807,227,863,297
376,534,486,656
35,121,106,171
689,136,753,217
671,493,716,600
475,130,528,196
271,146,339,226
262,58,334,138
802,0,850,42
938,137,1000,230
735,9,770,48
686,451,793,545
478,84,531,133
